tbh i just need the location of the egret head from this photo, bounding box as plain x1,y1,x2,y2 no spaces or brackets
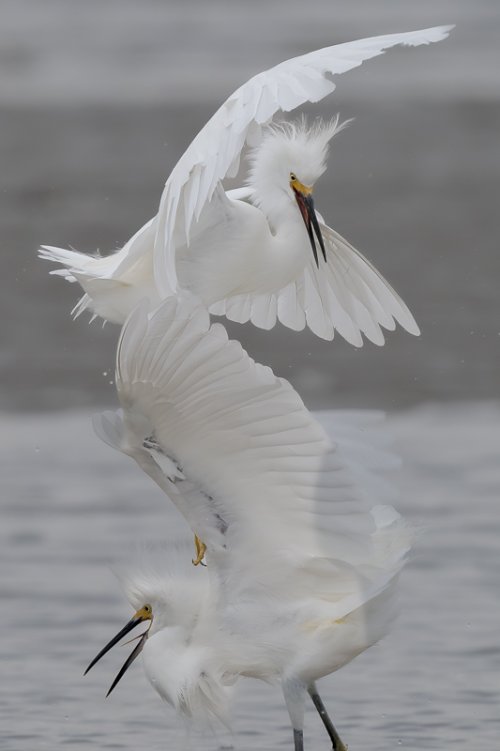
247,115,349,266
84,602,153,696
84,544,208,696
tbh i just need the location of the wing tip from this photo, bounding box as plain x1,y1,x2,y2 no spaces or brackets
393,305,421,337
92,409,125,452
404,320,421,337
402,24,455,47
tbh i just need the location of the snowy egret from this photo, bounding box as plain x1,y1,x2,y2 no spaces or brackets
86,295,411,749
40,26,453,345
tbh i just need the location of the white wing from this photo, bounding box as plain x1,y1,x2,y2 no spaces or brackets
154,26,453,296
96,295,409,603
209,220,420,344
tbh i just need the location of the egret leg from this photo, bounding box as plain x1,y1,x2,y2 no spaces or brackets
283,678,306,751
293,728,304,751
192,535,207,566
308,684,348,751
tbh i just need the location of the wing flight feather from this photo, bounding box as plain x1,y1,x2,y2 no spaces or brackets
104,297,404,586
209,221,419,344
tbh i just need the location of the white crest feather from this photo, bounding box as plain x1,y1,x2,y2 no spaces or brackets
247,115,349,220
112,541,210,632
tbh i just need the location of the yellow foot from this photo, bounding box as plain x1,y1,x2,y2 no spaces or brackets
192,535,207,566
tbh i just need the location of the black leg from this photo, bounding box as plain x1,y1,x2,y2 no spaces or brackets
293,728,304,751
308,685,348,751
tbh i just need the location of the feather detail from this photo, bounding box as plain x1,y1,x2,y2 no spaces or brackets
154,27,453,294
95,296,411,602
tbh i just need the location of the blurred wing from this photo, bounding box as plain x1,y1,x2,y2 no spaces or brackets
209,222,419,345
154,26,453,295
109,296,403,589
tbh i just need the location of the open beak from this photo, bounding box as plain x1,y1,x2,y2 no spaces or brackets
292,186,327,268
84,606,152,697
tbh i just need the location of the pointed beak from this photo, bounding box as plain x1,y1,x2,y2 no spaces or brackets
292,187,327,268
84,606,152,696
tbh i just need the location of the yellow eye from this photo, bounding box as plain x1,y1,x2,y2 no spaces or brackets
144,604,151,613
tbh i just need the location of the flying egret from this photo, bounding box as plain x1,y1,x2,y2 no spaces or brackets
40,26,453,345
87,295,411,749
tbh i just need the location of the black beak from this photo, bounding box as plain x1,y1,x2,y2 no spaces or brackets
84,615,149,696
293,190,327,268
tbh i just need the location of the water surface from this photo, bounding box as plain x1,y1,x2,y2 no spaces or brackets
1,405,498,749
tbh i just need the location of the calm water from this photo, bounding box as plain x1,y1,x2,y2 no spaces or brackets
1,405,499,750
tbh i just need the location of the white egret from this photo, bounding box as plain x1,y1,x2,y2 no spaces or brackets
86,295,411,749
40,26,453,345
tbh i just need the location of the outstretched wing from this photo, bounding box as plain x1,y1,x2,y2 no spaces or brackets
101,296,406,602
154,26,453,296
210,221,420,344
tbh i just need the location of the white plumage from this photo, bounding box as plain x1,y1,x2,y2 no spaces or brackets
87,295,411,749
40,26,453,344
113,545,233,727
50,25,456,748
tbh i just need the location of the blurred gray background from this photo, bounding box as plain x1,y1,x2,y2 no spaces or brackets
2,0,499,412
2,2,499,750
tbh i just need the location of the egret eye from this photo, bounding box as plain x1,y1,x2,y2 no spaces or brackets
290,172,297,182
144,604,151,613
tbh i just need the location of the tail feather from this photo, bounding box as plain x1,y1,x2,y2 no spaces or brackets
49,268,78,282
71,293,92,319
38,245,102,276
39,243,158,324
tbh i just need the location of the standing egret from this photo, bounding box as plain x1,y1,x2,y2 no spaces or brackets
87,295,411,750
40,26,453,344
